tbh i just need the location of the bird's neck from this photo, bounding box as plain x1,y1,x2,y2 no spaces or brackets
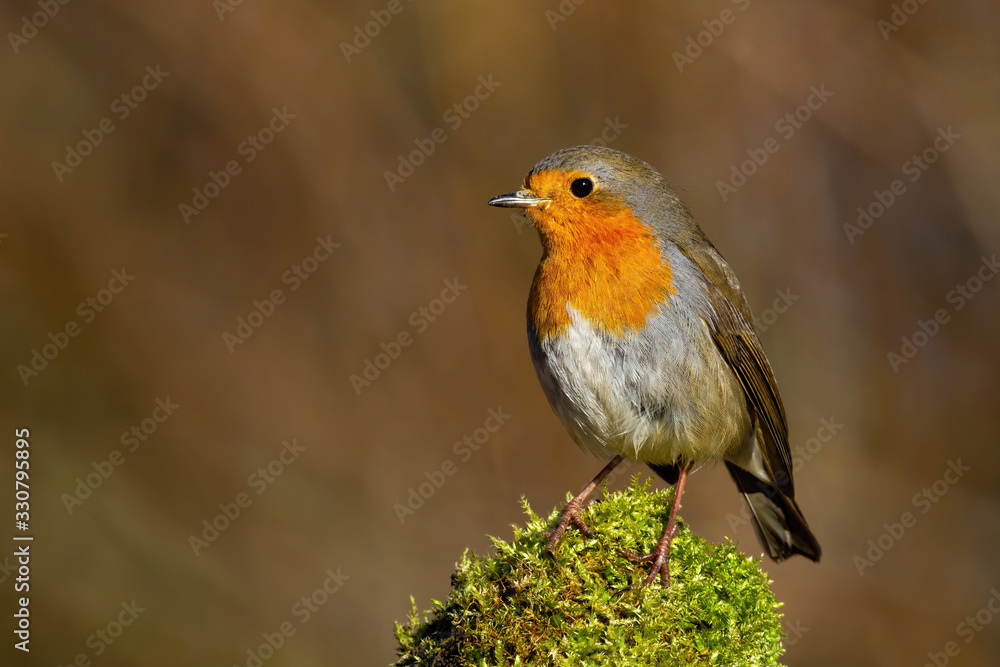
529,214,676,339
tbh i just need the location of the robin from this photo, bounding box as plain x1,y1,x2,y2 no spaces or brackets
488,145,821,587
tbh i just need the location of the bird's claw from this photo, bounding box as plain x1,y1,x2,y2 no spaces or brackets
542,498,593,554
619,524,678,587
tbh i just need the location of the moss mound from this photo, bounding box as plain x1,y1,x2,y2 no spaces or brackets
393,478,785,666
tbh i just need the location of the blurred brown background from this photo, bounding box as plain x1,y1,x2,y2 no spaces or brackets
2,0,999,665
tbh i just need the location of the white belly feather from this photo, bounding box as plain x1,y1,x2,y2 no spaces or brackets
530,304,750,466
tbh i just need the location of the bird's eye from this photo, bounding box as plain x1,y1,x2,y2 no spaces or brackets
569,178,594,198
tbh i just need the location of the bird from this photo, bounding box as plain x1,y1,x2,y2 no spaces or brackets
488,145,821,587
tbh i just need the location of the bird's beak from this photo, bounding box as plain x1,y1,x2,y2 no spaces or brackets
487,190,549,208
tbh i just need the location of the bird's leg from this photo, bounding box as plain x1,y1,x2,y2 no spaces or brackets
622,464,690,587
543,455,624,554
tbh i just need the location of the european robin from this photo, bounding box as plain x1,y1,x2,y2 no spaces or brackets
488,145,821,587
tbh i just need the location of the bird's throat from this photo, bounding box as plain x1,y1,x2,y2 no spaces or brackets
529,210,676,339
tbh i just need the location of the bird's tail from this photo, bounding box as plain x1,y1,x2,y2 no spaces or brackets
725,462,821,562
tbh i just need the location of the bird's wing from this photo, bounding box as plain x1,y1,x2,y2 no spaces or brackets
676,243,794,495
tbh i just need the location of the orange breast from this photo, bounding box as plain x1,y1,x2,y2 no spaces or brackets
529,205,676,339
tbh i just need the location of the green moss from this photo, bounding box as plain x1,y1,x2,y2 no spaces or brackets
393,477,786,666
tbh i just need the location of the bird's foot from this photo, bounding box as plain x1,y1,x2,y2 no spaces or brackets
542,497,594,554
620,523,679,587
